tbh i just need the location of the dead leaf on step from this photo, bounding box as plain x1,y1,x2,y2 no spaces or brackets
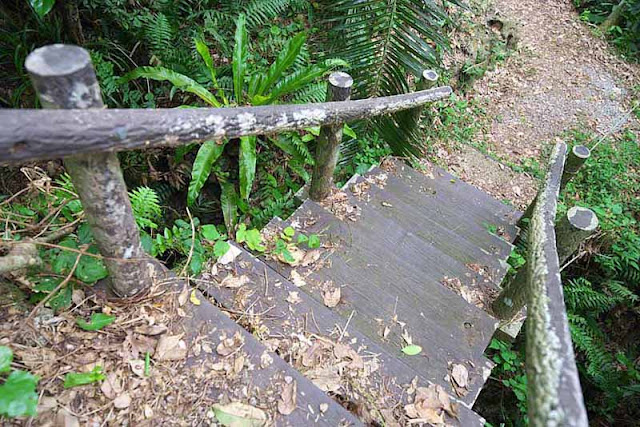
212,402,267,427
301,250,321,267
217,331,244,356
277,245,305,266
217,244,242,265
178,285,189,306
277,377,297,415
286,291,302,305
307,366,342,392
405,384,458,423
155,335,187,361
113,392,131,409
333,343,364,370
450,363,469,396
260,351,273,369
290,270,306,287
189,289,201,305
322,287,341,308
220,274,250,289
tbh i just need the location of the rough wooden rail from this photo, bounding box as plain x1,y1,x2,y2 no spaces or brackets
523,143,588,426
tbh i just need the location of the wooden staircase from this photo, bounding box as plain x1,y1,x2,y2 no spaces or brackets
195,157,521,425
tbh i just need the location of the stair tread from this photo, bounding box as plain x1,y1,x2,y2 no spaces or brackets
262,200,496,406
384,157,520,245
147,264,361,426
198,244,486,424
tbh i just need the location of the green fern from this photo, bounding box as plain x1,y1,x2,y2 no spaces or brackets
565,277,615,314
605,280,639,303
142,13,175,62
129,187,162,230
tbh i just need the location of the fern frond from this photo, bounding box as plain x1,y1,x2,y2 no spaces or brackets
129,186,162,230
565,277,615,314
291,82,327,104
605,280,639,304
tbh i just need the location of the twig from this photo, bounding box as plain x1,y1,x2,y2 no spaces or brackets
339,310,355,342
180,207,195,277
591,103,639,151
24,251,82,325
0,187,30,207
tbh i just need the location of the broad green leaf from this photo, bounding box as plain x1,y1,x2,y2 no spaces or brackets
232,14,248,104
52,239,79,274
219,180,238,235
343,124,357,139
75,248,108,284
401,345,422,356
236,224,248,243
190,252,203,275
119,66,221,107
188,140,227,206
244,229,265,252
263,59,348,104
49,286,72,312
297,234,309,244
29,0,55,18
256,32,306,96
307,234,321,249
212,402,267,427
76,313,116,331
0,370,38,418
195,38,218,86
0,346,12,373
77,223,93,245
283,226,295,237
214,240,230,258
64,366,105,388
239,136,257,200
201,224,221,241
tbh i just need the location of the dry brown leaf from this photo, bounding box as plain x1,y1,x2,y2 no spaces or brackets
155,335,187,361
178,285,189,306
220,274,250,289
277,377,297,415
405,384,457,423
333,343,364,370
301,250,321,267
217,331,244,356
307,366,341,392
450,363,469,396
260,351,273,368
134,324,168,336
277,245,305,266
113,392,131,409
290,270,306,287
322,287,341,308
286,291,302,305
212,402,267,426
100,372,123,399
129,359,146,378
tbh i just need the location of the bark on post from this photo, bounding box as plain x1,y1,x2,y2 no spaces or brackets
556,207,598,263
493,206,597,320
410,69,439,125
25,44,151,297
560,145,590,191
309,72,353,201
518,145,590,228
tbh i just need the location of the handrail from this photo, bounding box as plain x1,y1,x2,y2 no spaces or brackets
525,142,588,426
0,86,451,164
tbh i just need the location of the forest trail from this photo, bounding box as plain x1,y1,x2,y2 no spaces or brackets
442,0,639,209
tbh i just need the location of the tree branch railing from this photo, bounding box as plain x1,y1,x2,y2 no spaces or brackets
0,44,450,297
494,142,591,426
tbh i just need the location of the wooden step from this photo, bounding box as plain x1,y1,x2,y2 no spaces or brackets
343,172,508,309
183,285,363,426
383,157,520,246
261,200,496,407
196,244,487,425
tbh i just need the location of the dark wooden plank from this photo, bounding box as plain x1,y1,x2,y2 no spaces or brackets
344,172,510,293
197,244,487,425
385,158,520,243
262,201,497,406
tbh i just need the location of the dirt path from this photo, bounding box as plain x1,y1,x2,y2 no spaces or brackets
442,0,639,209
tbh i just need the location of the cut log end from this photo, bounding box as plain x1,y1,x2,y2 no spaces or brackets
328,72,354,89
422,69,439,82
572,145,590,159
25,44,90,77
567,207,598,232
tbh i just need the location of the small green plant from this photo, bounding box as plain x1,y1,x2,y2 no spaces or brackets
76,313,116,331
129,186,162,230
488,339,528,421
63,366,105,389
0,346,39,418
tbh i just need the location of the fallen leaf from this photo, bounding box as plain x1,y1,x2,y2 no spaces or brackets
217,332,244,356
401,345,422,356
286,291,301,305
319,403,328,414
260,351,273,369
113,392,131,409
134,324,168,336
322,287,341,308
220,274,250,289
277,245,305,266
212,402,267,427
333,343,364,369
289,270,306,287
100,372,122,399
277,378,297,415
129,359,146,378
307,366,341,392
301,250,321,267
218,244,242,265
405,384,457,423
144,404,154,419
190,290,201,305
450,363,469,396
155,335,187,361
178,285,189,306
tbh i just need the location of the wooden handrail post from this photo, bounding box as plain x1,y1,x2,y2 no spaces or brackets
410,69,439,125
309,72,353,201
518,145,590,227
25,44,151,297
493,206,597,320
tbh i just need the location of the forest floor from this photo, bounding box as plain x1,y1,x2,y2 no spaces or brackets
438,0,640,209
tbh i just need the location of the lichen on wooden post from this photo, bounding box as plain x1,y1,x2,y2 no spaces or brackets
25,44,151,297
556,206,598,264
518,145,590,228
309,72,353,201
